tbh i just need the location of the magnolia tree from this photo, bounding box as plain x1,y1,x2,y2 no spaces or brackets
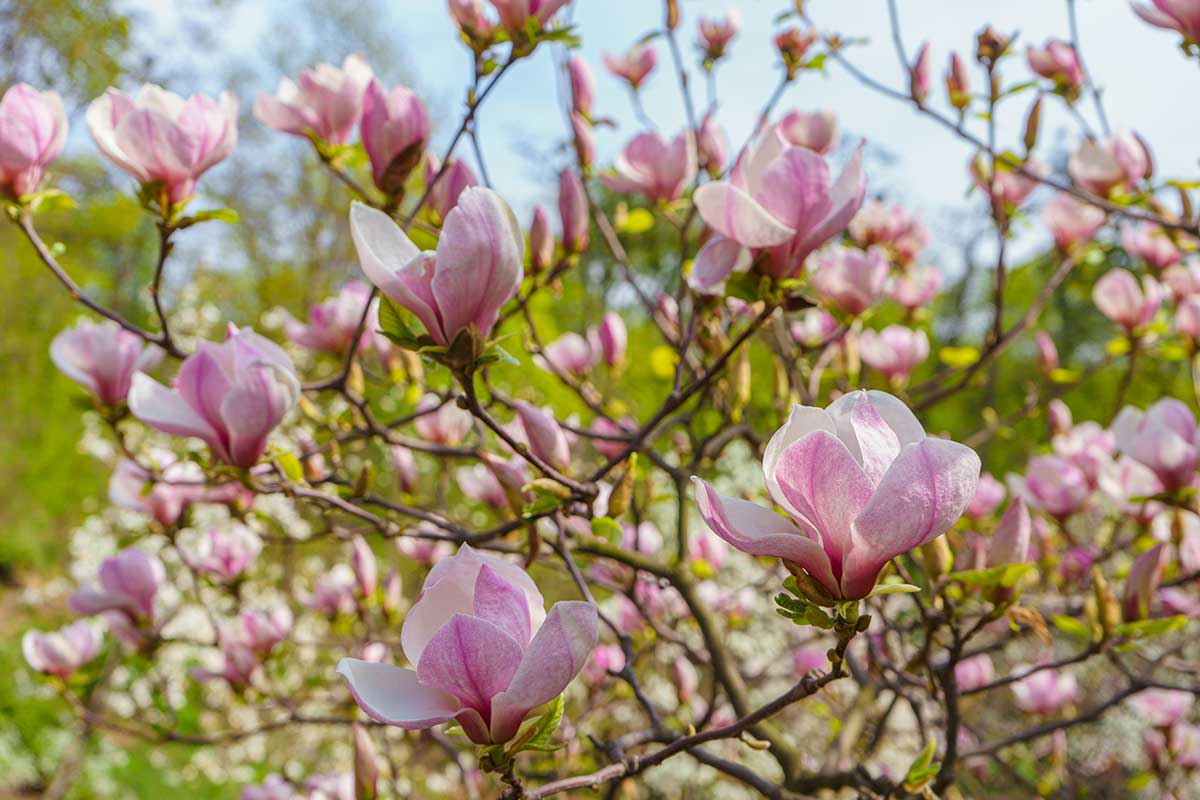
8,0,1200,797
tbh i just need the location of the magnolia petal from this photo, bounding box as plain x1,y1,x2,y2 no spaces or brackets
489,601,598,744
128,372,220,447
762,405,837,516
400,575,476,668
830,391,902,485
473,564,533,648
415,614,524,714
687,235,751,295
694,182,796,248
336,659,460,728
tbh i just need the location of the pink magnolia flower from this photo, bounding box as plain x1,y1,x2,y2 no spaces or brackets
397,529,454,567
591,312,627,367
352,535,378,598
966,472,1006,519
570,113,594,168
1068,131,1152,197
449,0,493,37
1112,399,1200,490
0,83,67,196
892,266,943,310
23,621,102,679
233,605,293,655
792,645,828,675
604,44,658,89
1014,455,1090,516
1130,688,1195,728
285,281,375,354
1012,666,1079,714
1053,421,1115,488
697,113,729,175
392,444,419,493
70,547,164,623
1026,40,1083,91
336,545,598,745
777,112,835,157
790,308,838,347
458,462,511,508
424,156,479,221
1124,543,1168,620
1049,398,1074,435
858,325,930,383
1099,456,1164,522
536,331,595,376
51,320,162,406
360,79,430,196
775,28,817,73
558,168,589,253
1177,294,1200,340
240,775,295,800
989,498,1032,566
254,55,373,145
1123,223,1183,270
185,523,262,583
529,205,555,272
673,656,700,703
193,637,260,687
351,187,523,348
810,246,889,315
87,84,237,203
698,9,741,60
1092,268,1162,330
568,56,595,118
910,42,932,105
129,325,300,468
601,130,697,203
1043,193,1105,250
687,234,752,295
1163,259,1200,301
515,401,571,471
848,200,909,248
969,153,1044,209
689,528,729,571
954,654,995,692
693,127,866,283
108,452,250,526
945,52,971,110
413,394,473,445
487,0,570,33
304,564,358,616
1133,0,1200,44
590,416,635,459
693,390,980,600
303,773,354,800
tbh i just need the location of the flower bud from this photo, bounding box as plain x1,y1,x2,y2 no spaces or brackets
909,43,932,106
351,535,378,599
558,168,589,253
515,401,571,471
945,52,971,110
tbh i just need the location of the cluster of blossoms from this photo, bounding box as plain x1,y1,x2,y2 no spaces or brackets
8,1,1200,798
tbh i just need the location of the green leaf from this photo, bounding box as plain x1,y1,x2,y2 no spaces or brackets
1051,615,1091,640
189,207,240,225
867,583,921,597
1115,615,1188,640
377,296,423,348
590,516,622,545
516,694,566,753
946,563,1034,589
27,188,76,213
939,346,979,368
477,344,520,367
903,737,940,790
276,452,304,483
521,494,562,519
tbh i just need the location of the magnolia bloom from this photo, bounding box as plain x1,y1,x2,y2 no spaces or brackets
351,188,523,348
693,126,865,283
537,332,595,376
1026,40,1083,90
240,775,294,800
109,451,250,525
458,463,510,508
1012,666,1079,714
1053,421,1115,488
891,266,943,310
1014,455,1090,516
1133,0,1200,44
697,113,729,175
528,205,555,272
1068,131,1152,197
600,130,697,203
954,654,995,692
693,391,980,601
450,0,493,37
1043,193,1106,251
487,0,570,33
590,416,635,459
1177,295,1200,340
193,636,261,687
910,43,932,105
858,326,930,383
51,320,162,406
1092,268,1162,330
285,281,374,354
790,308,838,347
1125,543,1168,620
603,44,658,89
23,621,102,679
360,80,431,195
945,52,971,110
688,235,753,295
1112,399,1200,490
1123,223,1183,270
87,84,237,203
966,472,1006,519
254,54,372,145
1130,688,1195,728
129,325,300,468
305,564,358,616
1049,398,1074,435
0,83,67,196
567,56,595,117
1163,259,1200,301
989,498,1032,566
969,153,1044,209
848,200,909,248
70,547,165,623
413,394,473,445
232,605,293,655
698,9,741,60
424,156,479,222
515,402,571,471
185,524,262,583
570,113,594,168
810,247,889,315
775,28,817,74
558,168,589,253
336,545,598,745
591,312,627,366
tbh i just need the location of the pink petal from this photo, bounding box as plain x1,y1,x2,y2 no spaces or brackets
762,405,837,515
336,659,460,728
831,391,902,485
219,364,295,467
756,147,832,231
693,182,796,248
787,143,867,262
489,601,598,744
688,235,751,295
691,477,837,593
473,564,533,648
113,107,194,184
415,614,524,714
845,438,981,598
128,372,221,448
989,498,1032,566
400,575,476,668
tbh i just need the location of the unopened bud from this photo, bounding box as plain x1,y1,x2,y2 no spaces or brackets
784,561,837,606
921,536,953,581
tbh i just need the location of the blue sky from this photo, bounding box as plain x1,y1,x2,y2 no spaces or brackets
124,0,1200,271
